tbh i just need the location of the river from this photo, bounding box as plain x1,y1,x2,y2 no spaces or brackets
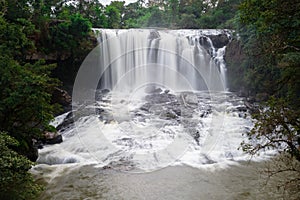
31,29,291,199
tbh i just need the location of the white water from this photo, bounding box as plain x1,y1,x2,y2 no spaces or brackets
37,29,272,173
93,29,228,92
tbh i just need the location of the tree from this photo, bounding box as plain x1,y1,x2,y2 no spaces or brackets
179,13,198,28
167,0,179,25
241,98,300,161
147,6,166,27
179,0,204,18
0,55,58,160
0,132,43,199
198,0,241,28
0,14,59,159
105,4,121,28
238,0,300,194
124,1,155,28
0,1,95,198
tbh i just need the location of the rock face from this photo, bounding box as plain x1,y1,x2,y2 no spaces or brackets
56,112,74,131
33,131,64,151
148,30,160,40
224,38,247,94
27,144,39,162
52,87,72,113
208,33,230,48
44,132,63,144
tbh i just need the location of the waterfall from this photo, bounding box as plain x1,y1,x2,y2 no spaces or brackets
92,29,229,93
37,29,269,173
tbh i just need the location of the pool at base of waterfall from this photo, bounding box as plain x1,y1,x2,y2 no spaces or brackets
31,162,295,200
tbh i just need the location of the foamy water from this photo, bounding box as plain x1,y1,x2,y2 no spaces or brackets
37,90,271,172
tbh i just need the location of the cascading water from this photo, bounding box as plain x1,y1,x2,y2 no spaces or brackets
94,29,227,92
34,29,267,173
31,29,283,200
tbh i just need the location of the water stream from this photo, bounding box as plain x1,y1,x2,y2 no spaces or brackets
31,29,279,199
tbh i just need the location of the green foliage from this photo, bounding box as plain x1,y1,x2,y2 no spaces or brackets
48,13,92,53
167,0,179,25
0,1,97,198
198,0,241,28
0,132,43,199
237,0,300,176
241,97,300,161
105,5,122,28
58,0,108,28
179,14,198,28
0,15,35,61
2,0,32,22
237,0,300,98
123,1,151,28
0,55,59,155
147,6,167,27
123,0,241,28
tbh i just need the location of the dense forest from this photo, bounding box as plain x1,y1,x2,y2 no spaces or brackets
0,0,299,198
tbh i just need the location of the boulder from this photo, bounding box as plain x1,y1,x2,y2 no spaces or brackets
184,93,198,105
56,112,74,131
26,145,39,162
52,87,71,106
44,131,63,144
159,110,178,120
144,85,162,94
148,30,160,40
52,87,72,114
208,33,230,49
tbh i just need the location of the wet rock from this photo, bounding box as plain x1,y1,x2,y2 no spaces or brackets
44,131,63,144
186,128,200,145
199,109,211,118
199,36,211,50
98,111,114,123
244,101,259,114
148,30,160,40
144,86,162,94
208,34,230,49
56,112,74,131
95,89,110,101
115,138,134,147
25,144,39,162
105,160,135,171
202,155,216,164
101,88,110,94
33,139,43,149
184,93,198,105
225,152,234,160
159,110,178,120
180,108,194,118
236,106,247,112
169,105,182,116
96,107,105,115
181,118,199,128
149,105,164,115
140,102,151,112
238,113,247,118
145,92,177,104
52,87,72,114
